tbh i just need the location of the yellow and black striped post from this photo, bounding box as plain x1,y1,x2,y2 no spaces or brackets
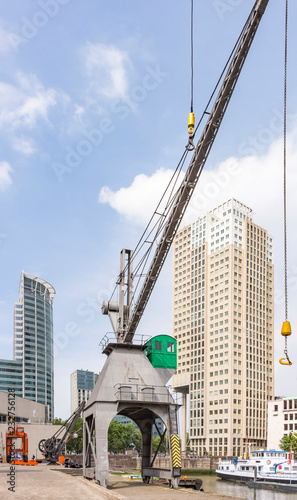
170,434,181,469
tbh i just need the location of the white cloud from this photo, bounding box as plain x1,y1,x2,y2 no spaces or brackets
81,42,131,99
0,73,57,130
0,161,13,191
73,104,85,122
11,136,36,155
0,25,16,54
98,127,297,238
0,73,69,154
99,168,179,226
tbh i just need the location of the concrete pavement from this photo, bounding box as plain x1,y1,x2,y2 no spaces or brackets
0,463,111,500
0,463,240,500
107,475,241,500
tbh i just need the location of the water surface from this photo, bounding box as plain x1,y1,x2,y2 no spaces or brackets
201,474,297,499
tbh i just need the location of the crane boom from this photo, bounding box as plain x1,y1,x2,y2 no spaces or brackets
122,0,269,343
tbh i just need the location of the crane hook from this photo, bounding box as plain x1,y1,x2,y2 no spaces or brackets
279,321,292,365
279,350,292,366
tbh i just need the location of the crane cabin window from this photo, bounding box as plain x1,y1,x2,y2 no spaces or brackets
155,341,162,351
167,342,175,353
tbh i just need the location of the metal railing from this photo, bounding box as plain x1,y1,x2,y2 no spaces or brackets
99,332,151,352
114,383,172,403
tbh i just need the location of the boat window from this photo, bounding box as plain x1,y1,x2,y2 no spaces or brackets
269,467,274,471
284,467,289,471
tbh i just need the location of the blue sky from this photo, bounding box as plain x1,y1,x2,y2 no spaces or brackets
1,0,297,419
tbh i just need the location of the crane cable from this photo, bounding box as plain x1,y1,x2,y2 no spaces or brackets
186,0,195,151
190,0,194,114
280,0,292,366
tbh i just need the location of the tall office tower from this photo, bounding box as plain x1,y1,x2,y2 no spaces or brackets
172,199,274,457
14,272,55,419
71,369,99,413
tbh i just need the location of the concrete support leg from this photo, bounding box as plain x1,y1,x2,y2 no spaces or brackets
169,404,181,488
140,420,152,482
84,404,117,487
95,420,109,487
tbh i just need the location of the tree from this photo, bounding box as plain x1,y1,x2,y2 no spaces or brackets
52,417,65,425
66,417,83,454
108,421,142,453
51,416,83,454
279,433,297,453
152,436,167,454
51,417,143,455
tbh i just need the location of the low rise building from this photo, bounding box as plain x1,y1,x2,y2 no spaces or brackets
267,396,297,450
0,391,61,461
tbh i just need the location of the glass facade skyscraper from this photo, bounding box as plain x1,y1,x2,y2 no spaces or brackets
0,272,55,419
71,369,99,413
0,359,23,396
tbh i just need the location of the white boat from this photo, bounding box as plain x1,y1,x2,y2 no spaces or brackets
216,449,297,484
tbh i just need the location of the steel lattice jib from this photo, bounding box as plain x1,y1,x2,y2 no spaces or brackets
144,335,177,369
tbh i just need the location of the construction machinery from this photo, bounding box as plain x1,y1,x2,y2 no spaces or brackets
38,401,85,464
6,426,28,463
83,0,270,488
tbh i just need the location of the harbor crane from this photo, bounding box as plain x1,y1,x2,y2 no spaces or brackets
83,0,270,488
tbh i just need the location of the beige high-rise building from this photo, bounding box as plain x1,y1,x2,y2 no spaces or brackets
172,199,274,457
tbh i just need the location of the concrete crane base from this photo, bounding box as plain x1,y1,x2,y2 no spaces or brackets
83,344,181,488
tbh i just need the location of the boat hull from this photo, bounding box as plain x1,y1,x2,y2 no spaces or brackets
216,471,254,482
216,470,297,484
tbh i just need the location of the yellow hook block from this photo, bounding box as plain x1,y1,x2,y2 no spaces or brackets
188,112,195,136
281,321,292,336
